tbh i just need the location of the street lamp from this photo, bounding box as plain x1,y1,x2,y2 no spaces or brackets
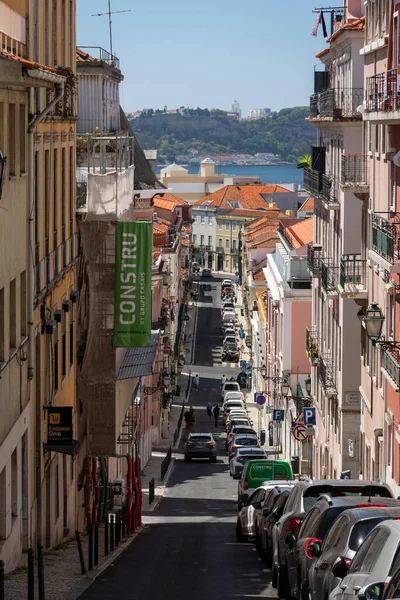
281,379,290,398
305,374,312,395
363,301,385,343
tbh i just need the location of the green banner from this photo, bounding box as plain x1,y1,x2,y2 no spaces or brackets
114,221,152,347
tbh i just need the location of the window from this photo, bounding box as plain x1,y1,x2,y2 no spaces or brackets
20,271,26,337
225,260,229,268
208,236,212,247
69,146,74,241
0,288,4,362
62,318,66,379
218,238,222,248
201,215,205,224
233,223,237,231
323,515,348,551
9,279,16,349
226,239,229,248
350,528,388,573
193,215,198,223
53,149,58,257
208,216,212,225
394,14,399,70
8,104,15,177
54,321,59,393
45,150,50,245
19,105,26,173
388,422,393,468
232,240,237,250
200,235,204,245
192,234,197,243
44,0,50,65
218,222,222,230
391,162,397,211
225,222,230,231
61,148,66,265
382,124,387,155
69,318,74,366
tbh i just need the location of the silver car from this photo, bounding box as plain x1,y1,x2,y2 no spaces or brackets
226,425,257,450
230,447,267,478
184,433,217,462
228,434,260,459
329,520,400,600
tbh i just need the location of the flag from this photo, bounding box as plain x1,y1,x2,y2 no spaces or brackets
321,12,328,38
311,11,322,36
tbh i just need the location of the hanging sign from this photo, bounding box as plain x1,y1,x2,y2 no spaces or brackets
114,221,152,347
47,406,73,445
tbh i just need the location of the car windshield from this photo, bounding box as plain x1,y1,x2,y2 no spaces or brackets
348,518,389,551
225,384,239,390
238,450,265,456
190,435,211,442
235,438,258,446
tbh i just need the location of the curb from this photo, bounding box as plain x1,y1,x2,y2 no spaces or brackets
144,456,175,513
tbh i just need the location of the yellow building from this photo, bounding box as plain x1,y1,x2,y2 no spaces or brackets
27,0,78,551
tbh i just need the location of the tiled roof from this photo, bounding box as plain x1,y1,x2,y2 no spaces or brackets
153,222,169,235
181,238,191,247
0,49,63,75
152,250,162,264
182,225,192,234
224,208,281,218
117,332,159,380
315,48,329,59
193,184,290,210
153,193,189,209
247,233,279,249
299,197,315,213
244,217,280,241
327,16,365,42
76,48,98,63
283,218,313,249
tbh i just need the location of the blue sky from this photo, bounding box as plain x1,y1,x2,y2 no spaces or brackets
77,0,334,116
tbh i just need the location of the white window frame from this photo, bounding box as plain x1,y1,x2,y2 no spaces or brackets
201,215,205,224
208,216,213,225
218,222,222,230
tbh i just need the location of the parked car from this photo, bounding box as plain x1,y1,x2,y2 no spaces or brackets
221,381,241,398
184,433,217,462
236,483,292,543
191,262,200,273
329,520,400,600
226,425,258,450
229,447,267,478
288,496,400,600
257,487,292,565
309,506,400,600
228,434,260,458
380,564,400,600
222,319,235,333
225,417,251,433
272,479,394,599
222,279,233,288
222,326,235,337
221,287,234,299
223,391,245,403
224,411,249,428
238,459,294,510
223,335,236,347
201,268,212,277
221,301,235,312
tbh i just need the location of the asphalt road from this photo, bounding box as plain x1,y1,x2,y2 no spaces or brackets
79,277,277,600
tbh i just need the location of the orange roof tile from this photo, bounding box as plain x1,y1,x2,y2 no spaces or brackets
225,208,281,218
194,183,290,210
181,238,191,247
327,16,365,43
0,48,63,75
153,193,189,209
299,197,315,213
283,218,313,249
315,48,330,59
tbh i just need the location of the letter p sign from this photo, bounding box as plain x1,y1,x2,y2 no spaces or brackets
304,408,316,425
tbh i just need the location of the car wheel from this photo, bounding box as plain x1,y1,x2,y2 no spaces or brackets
236,518,245,542
277,563,289,599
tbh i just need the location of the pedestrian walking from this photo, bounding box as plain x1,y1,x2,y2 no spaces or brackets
193,374,200,391
213,404,220,427
189,406,195,426
184,408,193,431
206,402,213,419
221,375,227,389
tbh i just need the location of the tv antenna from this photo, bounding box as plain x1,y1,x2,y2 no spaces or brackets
92,1,131,60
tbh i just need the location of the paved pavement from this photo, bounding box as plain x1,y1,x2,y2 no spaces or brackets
78,276,278,600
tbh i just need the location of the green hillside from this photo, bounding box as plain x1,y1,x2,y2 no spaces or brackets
129,107,315,163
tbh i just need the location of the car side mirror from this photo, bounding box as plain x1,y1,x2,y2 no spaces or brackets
285,531,297,548
307,540,322,559
332,557,350,580
358,582,384,600
252,501,262,510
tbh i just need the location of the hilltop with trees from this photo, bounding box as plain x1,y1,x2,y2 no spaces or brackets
129,106,315,163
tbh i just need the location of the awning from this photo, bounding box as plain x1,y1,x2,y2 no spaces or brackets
117,331,159,380
43,440,80,456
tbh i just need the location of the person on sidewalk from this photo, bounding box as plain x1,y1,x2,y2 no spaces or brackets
184,408,193,431
213,404,220,427
221,375,227,389
206,402,213,419
193,374,200,391
189,406,195,426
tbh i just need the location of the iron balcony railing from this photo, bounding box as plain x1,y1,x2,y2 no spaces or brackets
366,68,400,113
306,326,321,365
319,354,337,395
321,258,339,294
340,254,367,290
307,244,323,276
341,154,369,187
304,168,323,197
310,88,363,119
79,46,120,69
217,246,224,254
382,348,400,391
321,173,338,205
230,247,239,254
371,212,400,264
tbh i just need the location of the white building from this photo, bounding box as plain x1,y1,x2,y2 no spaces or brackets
191,205,217,268
231,100,242,118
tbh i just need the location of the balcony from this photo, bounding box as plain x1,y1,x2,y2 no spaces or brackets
321,259,339,295
79,46,120,70
307,244,323,277
341,154,369,194
382,348,400,392
303,169,338,209
230,247,239,254
132,196,154,209
319,354,337,396
339,254,368,298
309,88,363,120
217,246,224,254
306,326,321,366
304,168,323,197
366,69,400,114
370,212,400,272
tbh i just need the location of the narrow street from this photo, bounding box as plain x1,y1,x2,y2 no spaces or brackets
78,277,277,599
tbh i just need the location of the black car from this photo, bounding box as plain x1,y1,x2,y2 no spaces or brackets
258,488,291,565
288,495,400,600
272,479,394,600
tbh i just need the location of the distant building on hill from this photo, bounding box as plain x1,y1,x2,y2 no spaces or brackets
231,100,242,118
250,108,271,119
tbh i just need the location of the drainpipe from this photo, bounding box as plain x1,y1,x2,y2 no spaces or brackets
27,79,64,546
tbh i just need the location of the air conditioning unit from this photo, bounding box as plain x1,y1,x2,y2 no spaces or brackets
45,320,57,334
54,309,64,323
112,478,125,508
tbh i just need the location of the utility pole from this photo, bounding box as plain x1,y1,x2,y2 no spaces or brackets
92,1,131,59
